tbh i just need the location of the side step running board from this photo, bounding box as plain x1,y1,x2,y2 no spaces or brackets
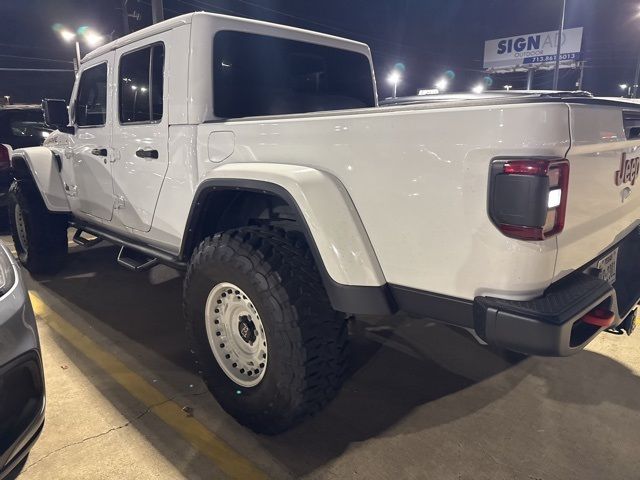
69,221,187,271
117,246,158,272
73,229,103,247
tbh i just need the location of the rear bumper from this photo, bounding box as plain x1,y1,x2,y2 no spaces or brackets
392,238,640,357
473,226,640,356
394,272,627,357
391,270,628,357
473,273,619,356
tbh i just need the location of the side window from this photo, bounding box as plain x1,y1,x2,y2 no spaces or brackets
75,63,108,127
119,44,164,123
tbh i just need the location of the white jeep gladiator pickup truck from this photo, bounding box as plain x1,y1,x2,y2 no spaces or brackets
10,12,640,433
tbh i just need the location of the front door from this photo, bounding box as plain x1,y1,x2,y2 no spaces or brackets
71,56,115,221
111,38,168,232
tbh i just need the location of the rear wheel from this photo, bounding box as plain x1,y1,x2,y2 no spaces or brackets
184,226,349,434
8,180,68,274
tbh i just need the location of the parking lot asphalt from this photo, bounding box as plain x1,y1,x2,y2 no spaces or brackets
6,232,640,480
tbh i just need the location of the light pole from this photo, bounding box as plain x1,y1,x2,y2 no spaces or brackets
151,0,164,23
634,55,640,98
132,85,139,113
629,5,640,97
388,71,401,98
131,85,147,119
552,0,567,90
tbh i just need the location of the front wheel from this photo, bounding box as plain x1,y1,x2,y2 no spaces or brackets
183,227,348,434
8,180,68,274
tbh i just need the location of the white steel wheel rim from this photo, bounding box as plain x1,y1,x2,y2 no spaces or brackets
14,204,28,252
205,282,268,388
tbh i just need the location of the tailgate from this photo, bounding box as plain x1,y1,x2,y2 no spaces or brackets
555,103,640,285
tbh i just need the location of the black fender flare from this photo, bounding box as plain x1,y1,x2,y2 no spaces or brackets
179,178,396,316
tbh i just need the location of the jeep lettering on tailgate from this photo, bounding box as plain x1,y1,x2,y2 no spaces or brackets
615,153,640,186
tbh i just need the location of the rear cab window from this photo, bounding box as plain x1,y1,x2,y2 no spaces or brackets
213,31,375,119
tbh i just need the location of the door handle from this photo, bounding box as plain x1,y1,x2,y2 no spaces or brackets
91,148,108,156
136,148,159,159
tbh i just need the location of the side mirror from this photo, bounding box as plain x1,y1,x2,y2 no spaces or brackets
42,99,74,134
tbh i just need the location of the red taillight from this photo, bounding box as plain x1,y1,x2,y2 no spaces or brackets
503,159,551,176
489,158,570,241
0,144,9,171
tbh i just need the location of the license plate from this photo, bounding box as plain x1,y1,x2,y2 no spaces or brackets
596,248,618,285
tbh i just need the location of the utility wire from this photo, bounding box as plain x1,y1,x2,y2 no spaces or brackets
0,68,74,72
0,54,73,64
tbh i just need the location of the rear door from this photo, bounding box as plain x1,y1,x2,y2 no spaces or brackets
111,36,168,232
71,56,115,221
555,103,640,280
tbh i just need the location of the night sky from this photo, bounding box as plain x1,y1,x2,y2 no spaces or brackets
2,0,640,104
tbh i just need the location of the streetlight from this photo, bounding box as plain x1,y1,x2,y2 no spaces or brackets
56,26,105,70
435,78,448,92
472,84,484,94
503,85,513,91
387,71,402,98
59,29,76,42
620,83,631,97
84,31,104,48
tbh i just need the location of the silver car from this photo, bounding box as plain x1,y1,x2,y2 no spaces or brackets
0,241,44,479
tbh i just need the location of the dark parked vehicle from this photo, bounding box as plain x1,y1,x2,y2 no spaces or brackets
0,105,51,226
0,105,51,150
0,241,45,479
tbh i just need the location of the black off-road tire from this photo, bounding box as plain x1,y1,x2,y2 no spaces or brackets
184,226,349,434
8,179,68,274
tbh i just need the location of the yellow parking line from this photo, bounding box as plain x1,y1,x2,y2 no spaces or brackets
29,291,269,480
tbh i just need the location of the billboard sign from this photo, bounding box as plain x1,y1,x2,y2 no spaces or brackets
484,27,583,71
